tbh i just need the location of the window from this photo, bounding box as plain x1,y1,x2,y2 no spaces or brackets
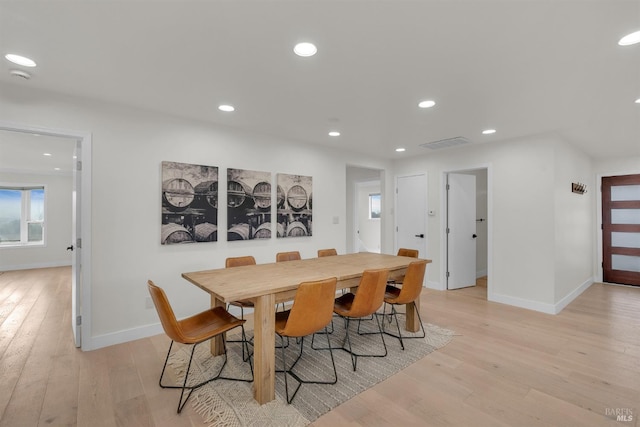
0,186,45,246
369,193,381,219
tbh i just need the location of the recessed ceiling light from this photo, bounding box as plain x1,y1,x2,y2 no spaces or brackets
618,30,640,46
43,153,52,156
635,98,640,104
328,131,340,137
54,168,61,171
5,53,37,67
218,104,235,112
482,129,496,135
395,148,406,152
418,100,436,109
293,42,317,57
9,69,31,80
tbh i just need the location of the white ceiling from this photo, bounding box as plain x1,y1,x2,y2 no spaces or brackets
0,131,77,174
1,0,639,164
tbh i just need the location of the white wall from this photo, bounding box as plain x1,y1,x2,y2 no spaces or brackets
0,171,73,270
553,141,594,310
1,82,391,349
391,135,594,312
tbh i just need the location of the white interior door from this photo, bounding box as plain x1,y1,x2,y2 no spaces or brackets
447,173,476,289
71,140,82,347
396,174,427,257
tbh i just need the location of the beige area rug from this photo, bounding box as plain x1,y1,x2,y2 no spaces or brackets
166,318,455,426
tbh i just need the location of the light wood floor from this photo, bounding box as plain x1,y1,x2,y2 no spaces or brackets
0,267,638,426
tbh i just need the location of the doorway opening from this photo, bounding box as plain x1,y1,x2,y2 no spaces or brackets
0,122,92,349
346,166,383,254
444,167,490,299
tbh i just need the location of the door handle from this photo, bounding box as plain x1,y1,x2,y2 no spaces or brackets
66,245,74,251
415,234,425,238
472,234,477,239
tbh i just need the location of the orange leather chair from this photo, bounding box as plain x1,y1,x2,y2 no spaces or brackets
275,277,338,403
333,268,389,371
317,248,338,257
276,251,302,262
225,255,257,319
225,256,257,360
382,260,428,350
147,280,253,413
388,248,419,288
397,248,419,258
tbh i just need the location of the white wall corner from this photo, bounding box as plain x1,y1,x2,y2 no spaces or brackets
553,277,594,314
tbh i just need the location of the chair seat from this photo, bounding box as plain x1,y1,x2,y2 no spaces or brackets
228,299,254,308
333,292,356,317
178,306,245,344
274,309,291,334
384,285,402,302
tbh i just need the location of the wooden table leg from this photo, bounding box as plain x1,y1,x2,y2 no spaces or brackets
210,295,226,356
253,293,276,404
405,301,420,332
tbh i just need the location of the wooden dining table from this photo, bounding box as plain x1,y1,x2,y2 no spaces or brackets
181,252,431,404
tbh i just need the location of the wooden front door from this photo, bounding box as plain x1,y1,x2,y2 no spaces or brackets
602,174,640,286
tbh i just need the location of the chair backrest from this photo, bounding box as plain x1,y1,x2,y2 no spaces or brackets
397,248,419,258
393,260,428,304
225,255,256,268
317,248,337,257
348,268,389,318
147,280,186,343
276,251,301,262
279,277,338,337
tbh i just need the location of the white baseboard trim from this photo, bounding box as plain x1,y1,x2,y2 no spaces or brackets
488,292,556,314
0,261,71,272
88,306,257,351
553,277,594,314
426,280,444,291
89,323,164,351
488,277,595,315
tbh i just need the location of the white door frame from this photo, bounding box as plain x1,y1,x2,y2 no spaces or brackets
441,165,493,298
0,121,92,350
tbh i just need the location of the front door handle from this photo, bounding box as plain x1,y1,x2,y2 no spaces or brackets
66,245,74,251
415,234,425,238
472,234,477,239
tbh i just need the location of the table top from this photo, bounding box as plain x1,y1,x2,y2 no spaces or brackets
182,252,430,303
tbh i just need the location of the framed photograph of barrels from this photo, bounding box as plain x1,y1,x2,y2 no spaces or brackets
276,173,312,238
227,168,272,241
161,161,218,245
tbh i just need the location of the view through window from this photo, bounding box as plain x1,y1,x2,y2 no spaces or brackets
369,193,381,219
0,186,45,246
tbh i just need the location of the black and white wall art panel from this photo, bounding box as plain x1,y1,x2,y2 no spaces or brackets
161,161,218,244
227,168,272,241
276,173,312,238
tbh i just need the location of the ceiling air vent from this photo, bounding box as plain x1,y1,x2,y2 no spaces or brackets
420,136,471,150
